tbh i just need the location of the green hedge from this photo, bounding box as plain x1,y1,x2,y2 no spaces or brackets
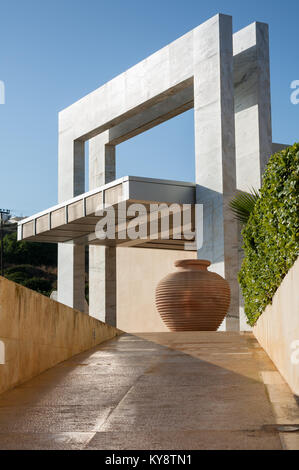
239,142,299,326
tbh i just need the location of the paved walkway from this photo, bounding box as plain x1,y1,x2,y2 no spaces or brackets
0,332,298,450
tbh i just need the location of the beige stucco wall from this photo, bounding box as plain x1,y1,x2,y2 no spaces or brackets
117,247,197,332
253,257,299,396
0,276,121,395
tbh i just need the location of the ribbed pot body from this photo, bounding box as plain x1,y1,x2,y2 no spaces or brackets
156,260,230,331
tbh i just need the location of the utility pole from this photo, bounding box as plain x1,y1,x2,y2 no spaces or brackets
0,209,11,277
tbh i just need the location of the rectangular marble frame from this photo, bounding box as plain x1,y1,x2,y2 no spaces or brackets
57,14,238,317
25,13,273,330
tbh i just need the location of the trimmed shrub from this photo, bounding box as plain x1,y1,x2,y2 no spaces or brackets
239,143,299,326
4,265,56,296
22,277,53,295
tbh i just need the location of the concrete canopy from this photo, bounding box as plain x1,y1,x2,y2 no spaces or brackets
18,176,196,250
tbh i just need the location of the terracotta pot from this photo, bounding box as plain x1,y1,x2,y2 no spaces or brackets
155,259,230,331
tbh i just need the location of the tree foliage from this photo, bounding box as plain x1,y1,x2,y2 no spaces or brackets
2,232,57,267
1,232,57,296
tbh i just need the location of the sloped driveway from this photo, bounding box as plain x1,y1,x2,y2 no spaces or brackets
0,332,298,450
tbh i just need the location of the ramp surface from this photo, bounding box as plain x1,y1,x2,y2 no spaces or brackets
0,332,298,450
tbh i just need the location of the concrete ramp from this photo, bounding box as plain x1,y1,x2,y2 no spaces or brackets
0,332,298,449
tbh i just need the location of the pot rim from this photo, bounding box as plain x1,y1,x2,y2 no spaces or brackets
175,259,211,269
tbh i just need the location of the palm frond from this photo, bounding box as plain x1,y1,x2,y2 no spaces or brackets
229,188,260,225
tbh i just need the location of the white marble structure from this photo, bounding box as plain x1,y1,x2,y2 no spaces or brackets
19,14,280,331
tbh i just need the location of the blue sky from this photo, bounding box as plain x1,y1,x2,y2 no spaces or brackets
0,0,298,216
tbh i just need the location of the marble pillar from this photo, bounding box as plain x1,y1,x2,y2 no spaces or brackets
233,22,272,331
57,138,86,312
194,14,239,331
89,132,117,325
